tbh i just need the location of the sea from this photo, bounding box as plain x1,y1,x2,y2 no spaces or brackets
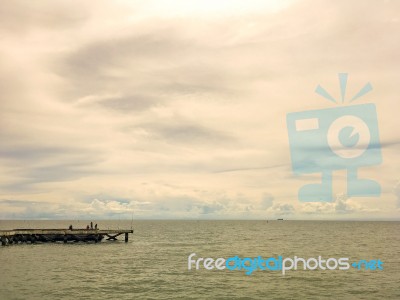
0,220,399,299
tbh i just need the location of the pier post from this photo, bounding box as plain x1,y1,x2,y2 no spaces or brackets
125,232,128,243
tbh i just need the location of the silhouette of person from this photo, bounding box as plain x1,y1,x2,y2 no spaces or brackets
95,224,98,230
90,221,93,229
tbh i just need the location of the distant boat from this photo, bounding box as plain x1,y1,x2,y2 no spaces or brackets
277,218,284,221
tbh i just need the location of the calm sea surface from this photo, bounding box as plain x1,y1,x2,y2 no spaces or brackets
0,220,399,299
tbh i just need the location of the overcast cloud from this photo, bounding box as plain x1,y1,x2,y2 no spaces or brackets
0,0,399,220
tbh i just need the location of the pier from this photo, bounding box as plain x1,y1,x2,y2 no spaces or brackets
0,228,134,246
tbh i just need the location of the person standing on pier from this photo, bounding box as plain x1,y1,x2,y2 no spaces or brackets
95,224,98,230
90,221,93,229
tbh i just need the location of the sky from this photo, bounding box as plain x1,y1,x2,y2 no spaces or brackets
0,0,399,220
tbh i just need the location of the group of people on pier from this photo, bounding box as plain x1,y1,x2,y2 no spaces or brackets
68,222,98,230
86,222,98,230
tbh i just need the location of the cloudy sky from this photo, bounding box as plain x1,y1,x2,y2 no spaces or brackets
0,0,399,220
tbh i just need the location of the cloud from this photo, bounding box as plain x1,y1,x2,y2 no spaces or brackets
301,202,334,215
97,94,161,113
0,0,399,220
260,194,274,209
86,199,131,214
0,0,89,34
270,203,295,216
137,120,234,145
335,194,353,214
0,199,67,219
0,144,105,191
55,27,239,106
394,181,400,208
201,202,224,214
0,195,228,219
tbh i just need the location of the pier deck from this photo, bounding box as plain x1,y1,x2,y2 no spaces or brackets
0,228,134,246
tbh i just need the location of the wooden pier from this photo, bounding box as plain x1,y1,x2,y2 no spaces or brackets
0,228,134,246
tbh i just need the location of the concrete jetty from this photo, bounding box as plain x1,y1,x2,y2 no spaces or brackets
0,228,134,246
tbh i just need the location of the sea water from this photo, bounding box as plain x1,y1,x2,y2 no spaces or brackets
0,220,399,299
